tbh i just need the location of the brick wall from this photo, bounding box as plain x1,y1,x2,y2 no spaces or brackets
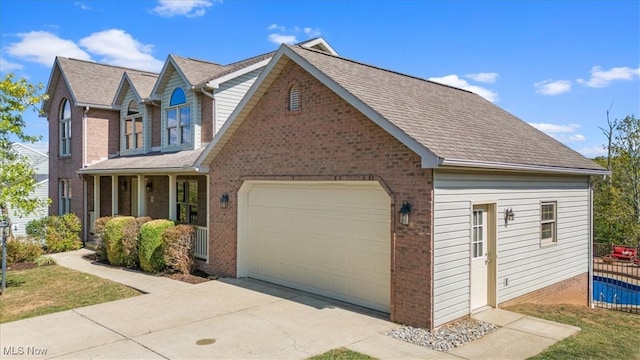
500,273,588,307
146,175,169,219
206,61,435,328
151,105,161,148
200,94,214,143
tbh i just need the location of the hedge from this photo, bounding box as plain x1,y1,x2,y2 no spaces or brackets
103,216,137,267
139,219,174,273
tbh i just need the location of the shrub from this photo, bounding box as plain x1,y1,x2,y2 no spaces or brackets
26,214,82,253
92,216,113,261
5,236,44,265
163,225,196,274
139,219,174,273
103,216,136,267
35,255,57,267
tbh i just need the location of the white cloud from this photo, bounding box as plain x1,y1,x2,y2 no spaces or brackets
465,72,498,83
0,57,24,72
152,0,217,18
267,24,322,45
74,2,92,10
534,79,572,95
79,29,164,72
5,31,91,66
577,65,640,88
428,74,499,102
268,33,298,45
529,122,586,143
577,145,607,158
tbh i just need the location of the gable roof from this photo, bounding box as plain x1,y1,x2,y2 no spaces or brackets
113,71,160,106
196,45,607,175
42,57,154,115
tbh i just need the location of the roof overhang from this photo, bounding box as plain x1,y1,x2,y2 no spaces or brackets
205,59,271,89
440,158,610,176
77,166,199,175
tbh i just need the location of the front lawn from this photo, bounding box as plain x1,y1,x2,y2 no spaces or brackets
0,265,141,323
505,304,640,359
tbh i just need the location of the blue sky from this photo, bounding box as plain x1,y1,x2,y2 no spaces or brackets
1,0,638,158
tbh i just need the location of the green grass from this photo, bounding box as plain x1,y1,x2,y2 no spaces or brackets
308,348,377,360
505,304,640,360
0,265,141,323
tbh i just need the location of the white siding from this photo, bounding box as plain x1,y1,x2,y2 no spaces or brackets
433,171,590,327
8,180,49,236
214,68,262,134
161,72,200,151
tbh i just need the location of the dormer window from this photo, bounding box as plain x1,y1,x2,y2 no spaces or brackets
59,99,71,156
167,87,191,146
125,100,143,150
289,85,300,111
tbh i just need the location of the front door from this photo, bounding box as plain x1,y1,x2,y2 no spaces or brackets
470,205,488,310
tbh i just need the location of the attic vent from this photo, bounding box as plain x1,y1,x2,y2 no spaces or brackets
289,85,300,111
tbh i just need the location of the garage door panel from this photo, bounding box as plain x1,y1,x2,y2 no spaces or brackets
246,182,391,312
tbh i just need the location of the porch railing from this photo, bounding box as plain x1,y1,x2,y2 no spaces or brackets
194,226,208,261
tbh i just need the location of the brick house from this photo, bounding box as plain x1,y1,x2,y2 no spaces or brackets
42,39,336,259
194,44,608,329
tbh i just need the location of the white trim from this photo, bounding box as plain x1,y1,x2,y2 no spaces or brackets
300,38,339,55
78,167,198,175
441,158,609,176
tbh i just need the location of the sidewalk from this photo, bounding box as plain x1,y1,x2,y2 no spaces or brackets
0,249,580,359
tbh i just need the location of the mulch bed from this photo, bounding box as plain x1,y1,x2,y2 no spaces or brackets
7,261,38,271
80,252,213,284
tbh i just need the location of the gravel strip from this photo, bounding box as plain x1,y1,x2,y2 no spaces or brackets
386,319,498,352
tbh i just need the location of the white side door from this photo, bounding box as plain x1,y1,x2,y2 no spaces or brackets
470,205,488,310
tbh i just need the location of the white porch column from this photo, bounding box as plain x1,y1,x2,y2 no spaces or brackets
93,175,100,219
137,175,146,217
111,175,118,215
168,174,177,220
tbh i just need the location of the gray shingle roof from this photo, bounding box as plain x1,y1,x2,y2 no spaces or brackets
79,148,206,174
171,55,226,86
289,46,604,172
125,71,159,99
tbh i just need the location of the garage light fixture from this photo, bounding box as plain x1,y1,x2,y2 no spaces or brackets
399,201,411,225
146,180,153,193
220,194,229,209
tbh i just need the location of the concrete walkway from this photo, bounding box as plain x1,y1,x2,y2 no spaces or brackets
0,249,580,359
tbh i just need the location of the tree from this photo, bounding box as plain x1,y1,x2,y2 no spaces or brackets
593,114,640,246
0,73,49,220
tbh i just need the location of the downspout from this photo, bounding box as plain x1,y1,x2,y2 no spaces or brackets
82,107,89,245
588,178,594,308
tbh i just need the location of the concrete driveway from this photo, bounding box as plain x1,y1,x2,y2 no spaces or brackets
0,249,579,359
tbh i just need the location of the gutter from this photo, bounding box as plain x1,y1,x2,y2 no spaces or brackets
440,158,610,176
77,167,199,175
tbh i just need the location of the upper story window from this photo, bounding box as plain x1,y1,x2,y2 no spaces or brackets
167,88,191,146
124,100,143,150
289,85,300,111
541,201,557,246
59,99,71,156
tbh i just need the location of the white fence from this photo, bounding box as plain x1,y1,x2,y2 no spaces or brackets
194,226,208,261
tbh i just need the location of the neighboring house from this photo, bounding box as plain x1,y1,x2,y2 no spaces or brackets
42,38,336,258
194,44,609,329
6,143,49,236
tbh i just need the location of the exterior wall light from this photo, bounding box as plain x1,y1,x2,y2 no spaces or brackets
146,180,153,193
505,208,515,222
220,194,229,209
399,201,411,225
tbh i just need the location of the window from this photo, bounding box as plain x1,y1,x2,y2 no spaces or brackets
59,179,71,214
177,180,198,224
289,85,300,111
59,99,71,156
124,101,143,150
541,201,557,245
167,88,191,146
472,209,484,258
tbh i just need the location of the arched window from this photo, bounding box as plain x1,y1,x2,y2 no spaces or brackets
59,99,71,156
124,100,143,150
289,85,300,111
166,87,191,146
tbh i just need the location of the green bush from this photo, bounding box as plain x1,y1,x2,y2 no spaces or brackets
163,225,196,274
103,216,136,267
5,237,44,265
139,219,174,273
92,216,113,261
26,214,82,253
35,255,57,267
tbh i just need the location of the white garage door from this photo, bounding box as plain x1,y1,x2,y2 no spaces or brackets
244,181,391,312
